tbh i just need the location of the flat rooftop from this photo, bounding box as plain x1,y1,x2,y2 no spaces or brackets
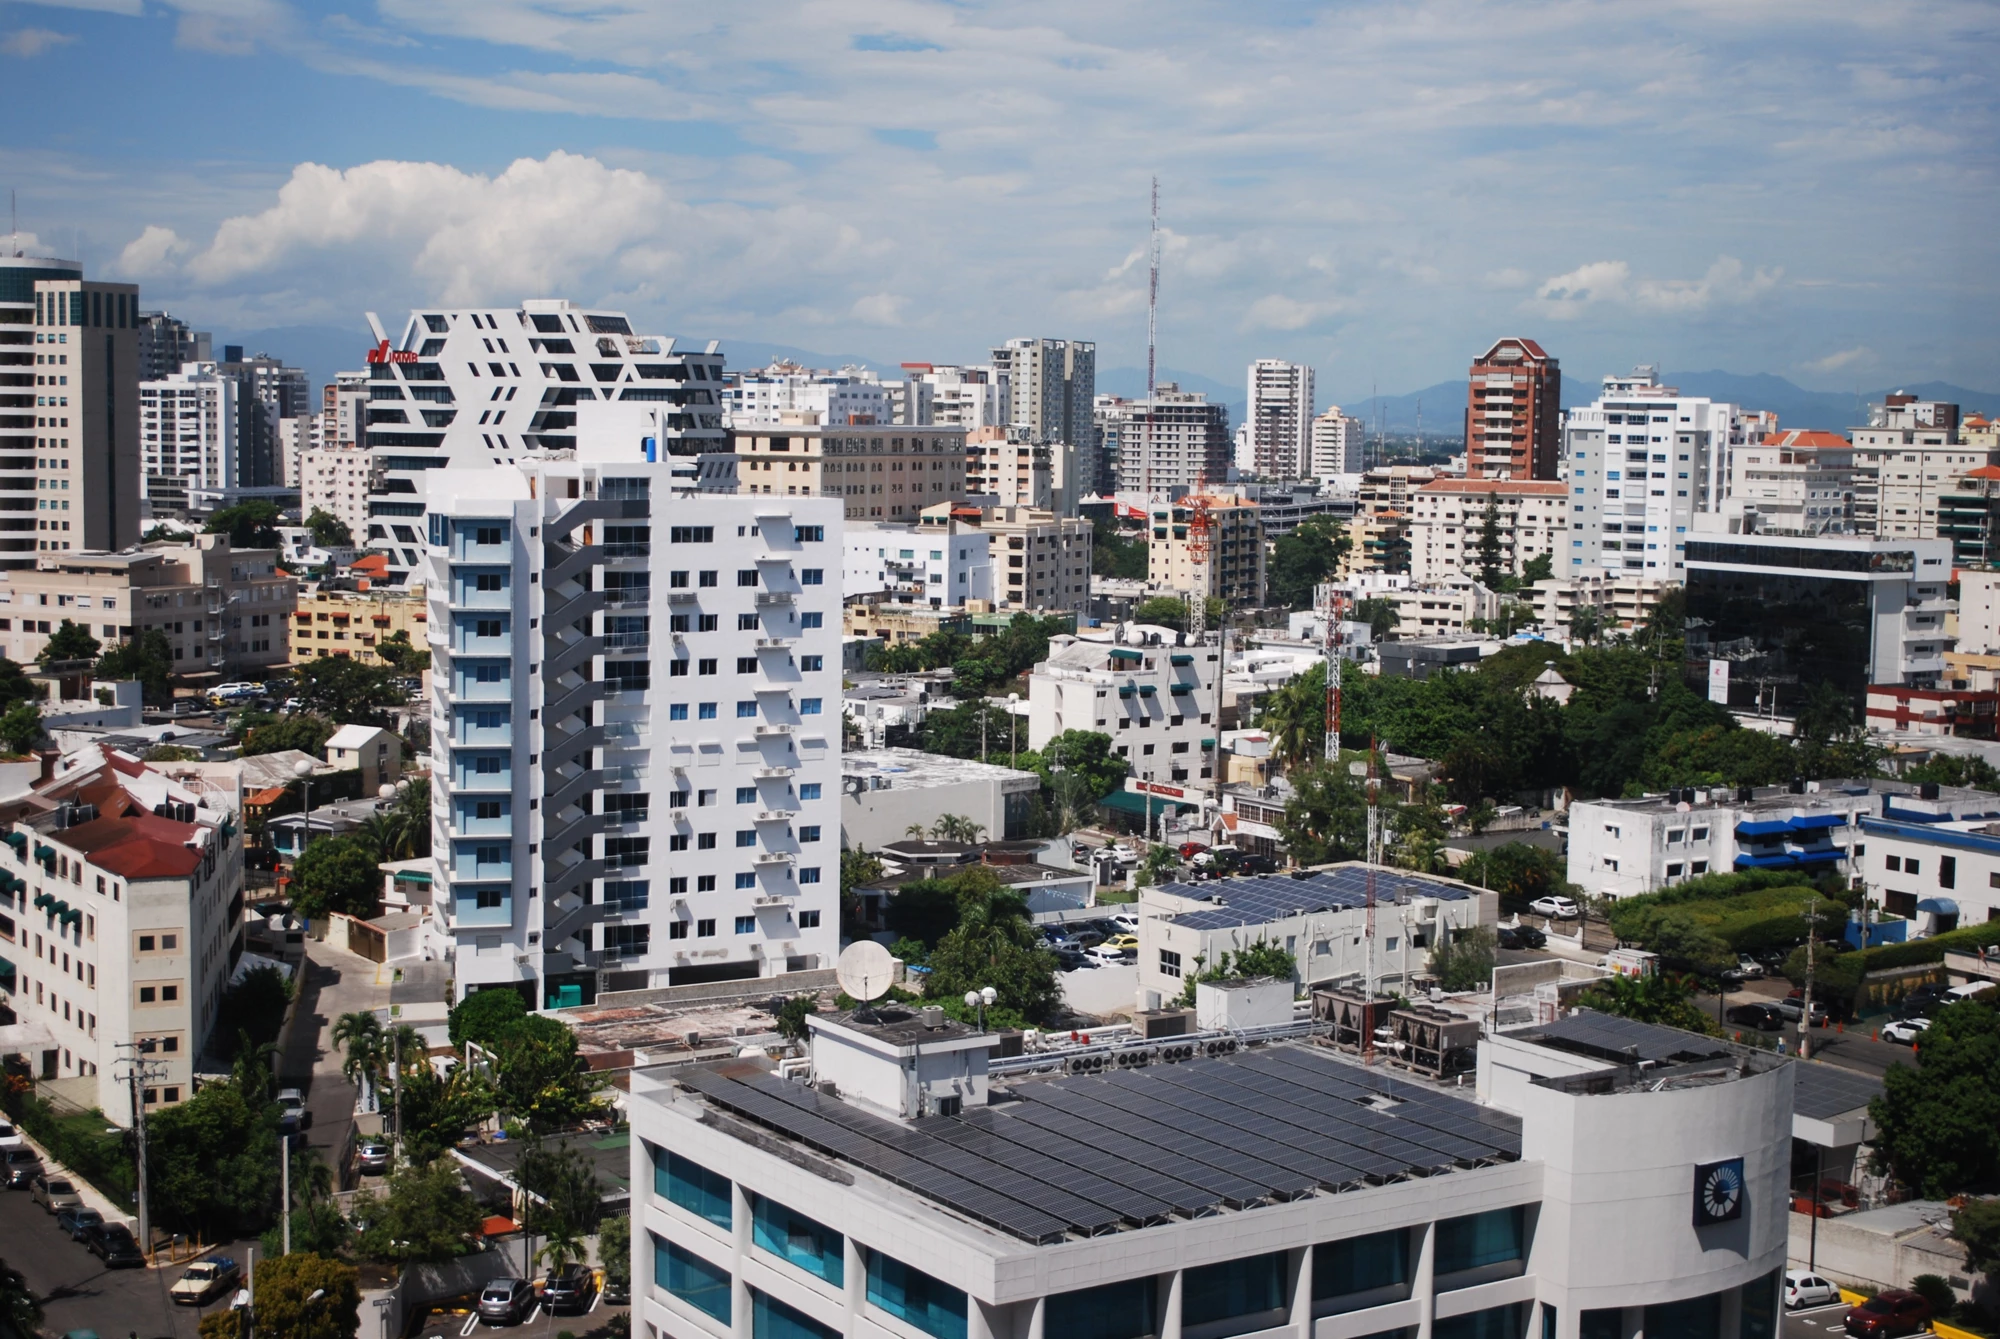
1154,864,1479,932
672,1042,1521,1245
844,748,1040,788
1580,779,2000,819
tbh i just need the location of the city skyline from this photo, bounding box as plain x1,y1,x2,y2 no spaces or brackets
0,0,1991,399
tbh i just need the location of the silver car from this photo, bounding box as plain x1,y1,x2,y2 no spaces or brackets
32,1174,83,1215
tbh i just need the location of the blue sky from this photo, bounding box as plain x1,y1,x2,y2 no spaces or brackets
3,0,1995,400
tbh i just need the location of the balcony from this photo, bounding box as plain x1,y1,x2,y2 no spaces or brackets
1900,656,1947,677
755,809,797,823
752,892,794,907
603,542,650,560
754,765,795,779
752,851,795,867
666,590,700,604
754,591,796,606
754,637,792,650
603,588,650,608
604,631,650,653
754,723,794,738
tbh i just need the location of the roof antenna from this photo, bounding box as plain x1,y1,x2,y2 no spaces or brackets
8,190,15,258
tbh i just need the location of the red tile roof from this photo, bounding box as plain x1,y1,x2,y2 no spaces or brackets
1966,465,2000,482
1760,430,1850,449
58,810,205,880
1416,479,1566,496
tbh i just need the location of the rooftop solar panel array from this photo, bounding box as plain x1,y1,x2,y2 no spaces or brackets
1523,1011,1733,1065
1791,1061,1884,1119
1159,867,1474,931
678,1043,1520,1245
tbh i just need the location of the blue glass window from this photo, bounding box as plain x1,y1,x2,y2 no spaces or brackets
799,825,821,842
1435,1207,1526,1276
799,783,822,801
1314,1228,1411,1299
669,704,688,721
738,701,757,718
1044,1277,1157,1339
656,1235,730,1323
1436,1303,1527,1339
1183,1251,1285,1327
752,1289,839,1339
799,867,821,884
698,702,717,719
751,1193,844,1285
866,1250,967,1339
737,787,757,804
737,830,756,847
736,874,756,890
800,697,822,714
653,1145,730,1227
800,655,823,671
800,612,823,629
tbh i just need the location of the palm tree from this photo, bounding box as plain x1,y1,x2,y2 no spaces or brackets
355,813,403,864
535,1218,588,1274
332,1010,384,1094
390,778,432,857
905,823,928,839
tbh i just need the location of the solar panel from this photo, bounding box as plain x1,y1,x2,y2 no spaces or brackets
1792,1062,1883,1120
1157,865,1474,929
1525,1012,1728,1065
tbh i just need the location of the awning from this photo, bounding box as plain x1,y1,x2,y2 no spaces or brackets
1918,898,1960,915
3,832,24,853
1108,647,1143,662
1790,814,1846,831
1098,790,1193,818
1202,739,1217,749
1736,820,1791,838
1170,684,1192,696
1171,654,1193,666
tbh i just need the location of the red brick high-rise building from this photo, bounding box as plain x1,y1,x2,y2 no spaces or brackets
1465,337,1561,480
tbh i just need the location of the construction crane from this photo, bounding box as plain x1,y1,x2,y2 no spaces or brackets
1184,495,1211,640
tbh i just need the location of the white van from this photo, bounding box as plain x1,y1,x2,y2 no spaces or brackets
1947,981,1996,1002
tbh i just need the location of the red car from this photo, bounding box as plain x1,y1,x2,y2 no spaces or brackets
1842,1291,1931,1338
1178,841,1208,859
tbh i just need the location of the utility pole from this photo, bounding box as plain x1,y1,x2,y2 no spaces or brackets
1800,895,1818,1060
393,1026,404,1167
281,1131,291,1255
114,1041,163,1260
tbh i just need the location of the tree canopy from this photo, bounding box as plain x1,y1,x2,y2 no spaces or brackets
293,656,404,726
1090,517,1148,579
96,628,175,705
351,1157,484,1264
1871,997,2000,1197
204,499,283,550
1267,515,1350,611
897,865,1064,1026
1573,977,1721,1036
251,1253,361,1339
290,835,381,921
37,618,100,665
304,507,353,548
241,711,336,757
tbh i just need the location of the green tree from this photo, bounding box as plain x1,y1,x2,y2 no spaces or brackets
1355,597,1401,641
918,866,1064,1025
198,1310,243,1339
918,701,1016,760
1569,605,1604,647
1267,515,1350,611
96,628,175,705
351,1157,483,1264
1475,494,1505,588
1573,975,1721,1036
36,618,100,665
304,507,353,548
218,966,293,1055
1901,753,2000,792
251,1253,361,1339
263,1141,348,1261
490,1015,604,1132
374,630,430,672
1429,925,1496,991
930,813,988,843
774,995,819,1042
290,835,381,921
292,656,403,727
242,712,336,757
1520,552,1554,585
1133,595,1225,634
1277,762,1370,866
1458,843,1577,914
147,1076,281,1240
1952,1196,2000,1287
0,701,40,757
1090,517,1149,579
205,499,283,551
144,743,205,762
1017,728,1129,830
597,1212,633,1297
449,986,529,1049
0,1256,41,1339
397,1060,498,1165
517,1137,606,1235
1871,997,2000,1197
332,1009,383,1092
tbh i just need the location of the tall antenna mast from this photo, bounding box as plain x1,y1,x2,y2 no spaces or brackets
1146,176,1160,399
1317,582,1343,762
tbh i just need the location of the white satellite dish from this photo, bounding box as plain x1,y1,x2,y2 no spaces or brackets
836,941,898,1015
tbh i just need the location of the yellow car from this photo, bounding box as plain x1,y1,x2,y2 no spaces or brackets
1090,934,1139,962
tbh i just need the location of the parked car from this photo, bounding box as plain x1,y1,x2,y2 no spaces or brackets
2,1146,43,1188
209,682,260,703
56,1206,103,1242
1735,955,1766,980
171,1257,242,1306
275,1088,312,1130
1177,841,1209,859
1053,949,1094,972
1725,1002,1785,1032
1842,1290,1931,1338
1067,928,1106,950
1090,939,1136,964
1776,994,1831,1026
1194,845,1241,869
543,1263,595,1315
1880,1017,1931,1047
1237,854,1279,875
1497,925,1547,951
477,1277,539,1325
85,1223,145,1268
0,1119,20,1149
1108,912,1140,935
356,1141,391,1175
31,1174,83,1215
1785,1270,1841,1310
1529,896,1580,920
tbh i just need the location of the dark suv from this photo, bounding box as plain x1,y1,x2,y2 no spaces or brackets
1,1147,42,1188
543,1263,595,1314
86,1222,146,1268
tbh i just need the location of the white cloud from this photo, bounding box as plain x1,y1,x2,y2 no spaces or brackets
1,27,76,56
1483,267,1531,290
114,224,187,276
1241,295,1341,332
849,293,908,326
1802,345,1874,374
1526,257,1781,319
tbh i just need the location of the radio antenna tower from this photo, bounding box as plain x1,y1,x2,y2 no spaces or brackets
1316,582,1343,761
1146,177,1160,399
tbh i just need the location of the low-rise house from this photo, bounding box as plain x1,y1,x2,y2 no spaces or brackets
841,749,1042,852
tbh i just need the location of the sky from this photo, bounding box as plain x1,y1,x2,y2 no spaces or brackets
2,0,1995,401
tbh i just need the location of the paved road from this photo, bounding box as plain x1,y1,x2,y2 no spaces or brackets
282,937,394,1175
0,1183,252,1339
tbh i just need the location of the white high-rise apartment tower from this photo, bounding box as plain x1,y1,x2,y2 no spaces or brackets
139,362,239,516
1246,359,1315,479
425,450,842,1007
1311,406,1366,477
362,300,733,584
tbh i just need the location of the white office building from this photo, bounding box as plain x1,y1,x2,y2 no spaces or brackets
139,361,240,517
1312,407,1366,478
1247,359,1316,480
1028,625,1220,787
300,445,373,548
364,299,733,583
891,364,1008,432
424,452,841,1008
725,363,892,429
841,521,993,608
631,1001,1791,1339
1560,367,1742,579
1565,780,1997,901
990,337,1095,451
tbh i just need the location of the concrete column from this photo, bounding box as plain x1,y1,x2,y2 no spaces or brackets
1412,1223,1438,1339
1721,1283,1743,1339
1026,1296,1047,1339
1623,1303,1644,1339
1292,1245,1315,1334
732,1183,752,1339
1161,1269,1185,1339
968,1299,997,1339
844,1238,866,1333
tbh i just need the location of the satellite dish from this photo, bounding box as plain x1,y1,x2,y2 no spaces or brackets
836,941,897,1017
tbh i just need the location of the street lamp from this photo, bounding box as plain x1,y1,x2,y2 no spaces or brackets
1008,692,1020,768
963,986,997,1031
293,758,315,853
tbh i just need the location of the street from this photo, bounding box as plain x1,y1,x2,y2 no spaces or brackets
283,937,396,1174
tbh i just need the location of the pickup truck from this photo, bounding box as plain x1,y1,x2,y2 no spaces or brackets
171,1257,242,1305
